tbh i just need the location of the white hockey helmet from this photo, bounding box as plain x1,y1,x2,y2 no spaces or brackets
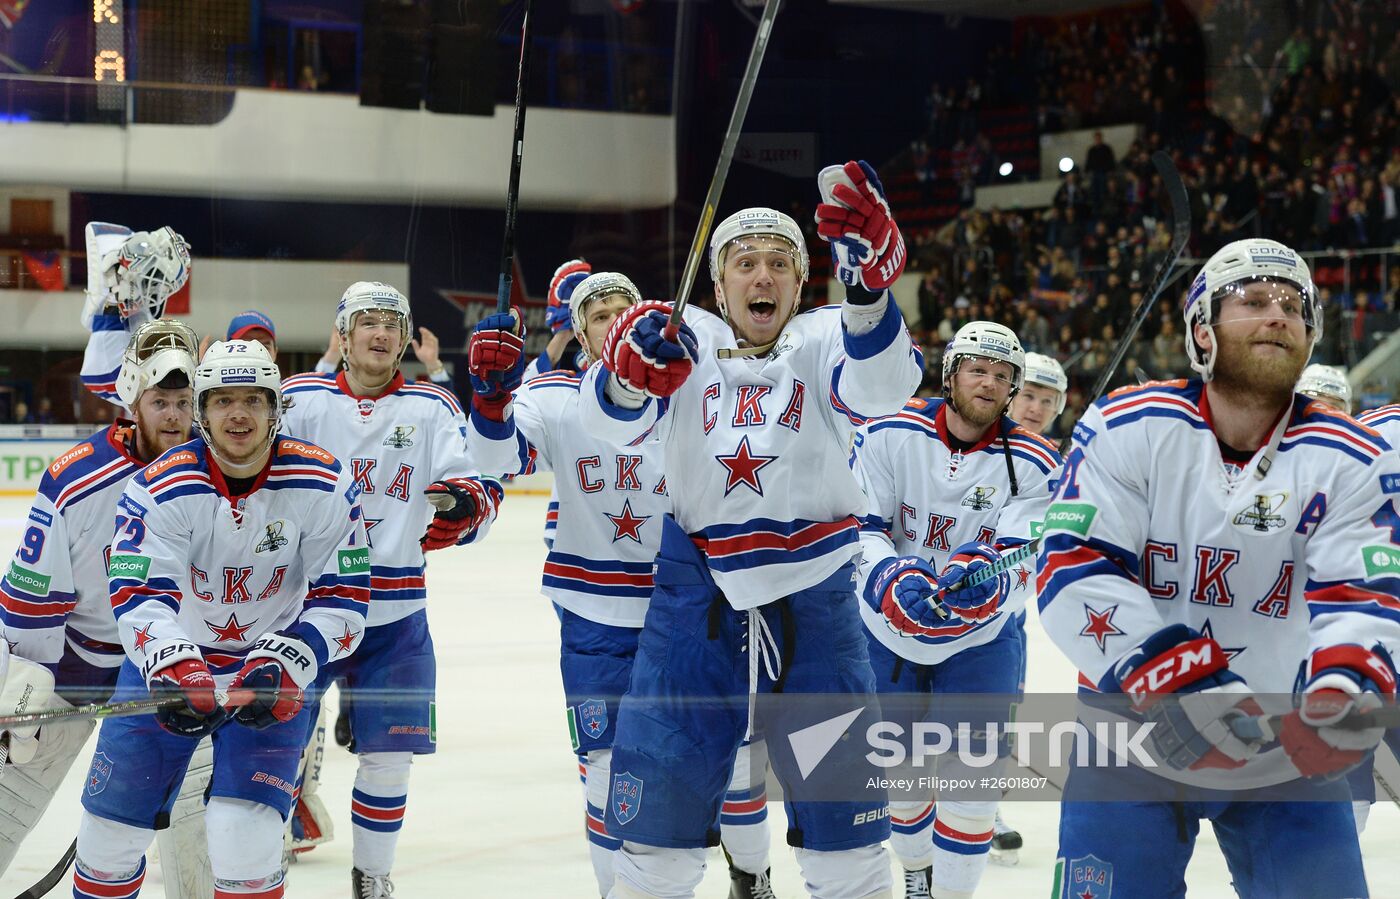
336,281,413,365
115,319,199,409
942,321,1026,394
1183,238,1319,381
1022,352,1068,415
708,207,810,284
569,272,642,353
1296,363,1351,410
194,340,284,448
90,225,191,323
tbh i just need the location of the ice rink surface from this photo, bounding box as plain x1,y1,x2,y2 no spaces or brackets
2,491,1397,898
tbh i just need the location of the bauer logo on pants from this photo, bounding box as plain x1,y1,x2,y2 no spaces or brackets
611,772,643,825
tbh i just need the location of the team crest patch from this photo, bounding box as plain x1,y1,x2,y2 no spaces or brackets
383,425,416,448
1066,853,1113,898
1232,492,1288,532
960,485,997,511
577,699,609,742
356,398,375,418
611,771,643,825
87,751,114,796
255,521,289,553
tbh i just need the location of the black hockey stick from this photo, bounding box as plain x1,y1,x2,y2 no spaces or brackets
13,838,76,899
664,0,782,340
495,0,534,317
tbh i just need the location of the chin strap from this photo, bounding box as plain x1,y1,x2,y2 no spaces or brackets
717,339,780,360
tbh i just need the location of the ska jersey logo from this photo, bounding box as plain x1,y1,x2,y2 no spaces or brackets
577,698,609,743
1065,853,1113,898
383,425,416,449
255,520,289,553
611,771,643,825
1232,492,1289,533
960,485,997,511
87,751,114,796
356,399,376,419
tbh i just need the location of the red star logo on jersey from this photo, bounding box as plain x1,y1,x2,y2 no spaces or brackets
1080,888,1097,899
605,499,652,543
714,436,778,496
131,623,156,652
617,799,631,816
1014,565,1032,589
1080,604,1125,653
1200,619,1245,663
364,517,384,546
206,612,255,643
333,625,359,656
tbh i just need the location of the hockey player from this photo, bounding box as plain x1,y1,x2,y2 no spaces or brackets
72,339,370,899
1008,352,1068,437
573,161,923,898
0,320,197,874
1296,362,1351,412
280,281,501,898
851,323,1060,897
1037,238,1400,897
79,222,192,408
468,271,776,899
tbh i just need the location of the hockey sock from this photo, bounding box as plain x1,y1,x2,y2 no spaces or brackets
212,875,284,899
929,801,994,899
351,752,412,876
73,857,146,899
888,799,936,869
719,787,769,875
583,749,621,895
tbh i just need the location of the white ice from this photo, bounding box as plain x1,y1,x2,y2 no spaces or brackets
1,492,1397,898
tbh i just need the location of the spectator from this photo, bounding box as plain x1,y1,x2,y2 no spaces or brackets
1084,130,1117,202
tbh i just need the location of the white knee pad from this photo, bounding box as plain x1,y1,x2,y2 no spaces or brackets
206,797,284,881
76,811,153,874
585,748,613,812
794,844,893,899
358,751,413,788
610,842,707,899
929,799,996,899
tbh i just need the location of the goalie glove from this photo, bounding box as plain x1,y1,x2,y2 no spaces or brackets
1280,644,1397,779
815,160,906,291
547,259,592,333
600,301,699,400
422,477,501,551
935,541,1009,623
1104,624,1261,772
0,642,56,765
147,649,227,738
228,633,319,730
867,555,943,636
467,308,526,421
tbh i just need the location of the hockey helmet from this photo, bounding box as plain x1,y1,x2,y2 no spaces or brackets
1021,352,1068,415
708,207,810,284
193,340,284,450
336,281,413,365
569,271,643,356
116,320,199,409
942,321,1026,395
1296,363,1351,411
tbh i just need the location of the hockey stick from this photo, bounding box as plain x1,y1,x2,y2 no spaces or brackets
494,0,534,317
663,0,782,341
13,838,76,899
0,695,183,730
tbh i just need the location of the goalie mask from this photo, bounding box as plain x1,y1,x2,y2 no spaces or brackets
87,223,192,322
570,271,642,360
1184,238,1319,382
336,281,413,367
193,340,284,459
708,207,809,325
1296,363,1351,411
116,320,199,409
942,321,1026,399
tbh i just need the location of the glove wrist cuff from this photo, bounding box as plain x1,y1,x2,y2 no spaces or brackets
140,640,203,685
246,633,318,689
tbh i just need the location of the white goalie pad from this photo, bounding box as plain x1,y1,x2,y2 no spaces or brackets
155,736,215,899
286,702,334,857
0,707,94,876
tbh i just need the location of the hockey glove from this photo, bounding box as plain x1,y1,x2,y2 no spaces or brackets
547,259,592,333
467,308,526,421
936,542,1009,623
815,160,906,291
869,556,945,636
1280,644,1397,779
0,643,56,765
228,633,319,730
600,301,699,399
1105,624,1260,772
422,477,501,551
149,653,227,738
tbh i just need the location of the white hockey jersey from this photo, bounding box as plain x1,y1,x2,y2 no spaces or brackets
469,370,667,627
280,372,499,626
80,311,132,408
109,436,370,682
577,299,923,609
1359,404,1400,452
1038,379,1400,699
1,423,145,670
853,398,1061,664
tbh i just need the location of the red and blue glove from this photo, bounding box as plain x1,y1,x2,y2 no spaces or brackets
1105,624,1260,771
936,542,1009,623
547,259,591,333
815,160,906,290
868,555,944,635
600,301,699,399
227,633,319,730
148,651,226,738
467,308,526,421
422,477,502,551
1281,644,1397,778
